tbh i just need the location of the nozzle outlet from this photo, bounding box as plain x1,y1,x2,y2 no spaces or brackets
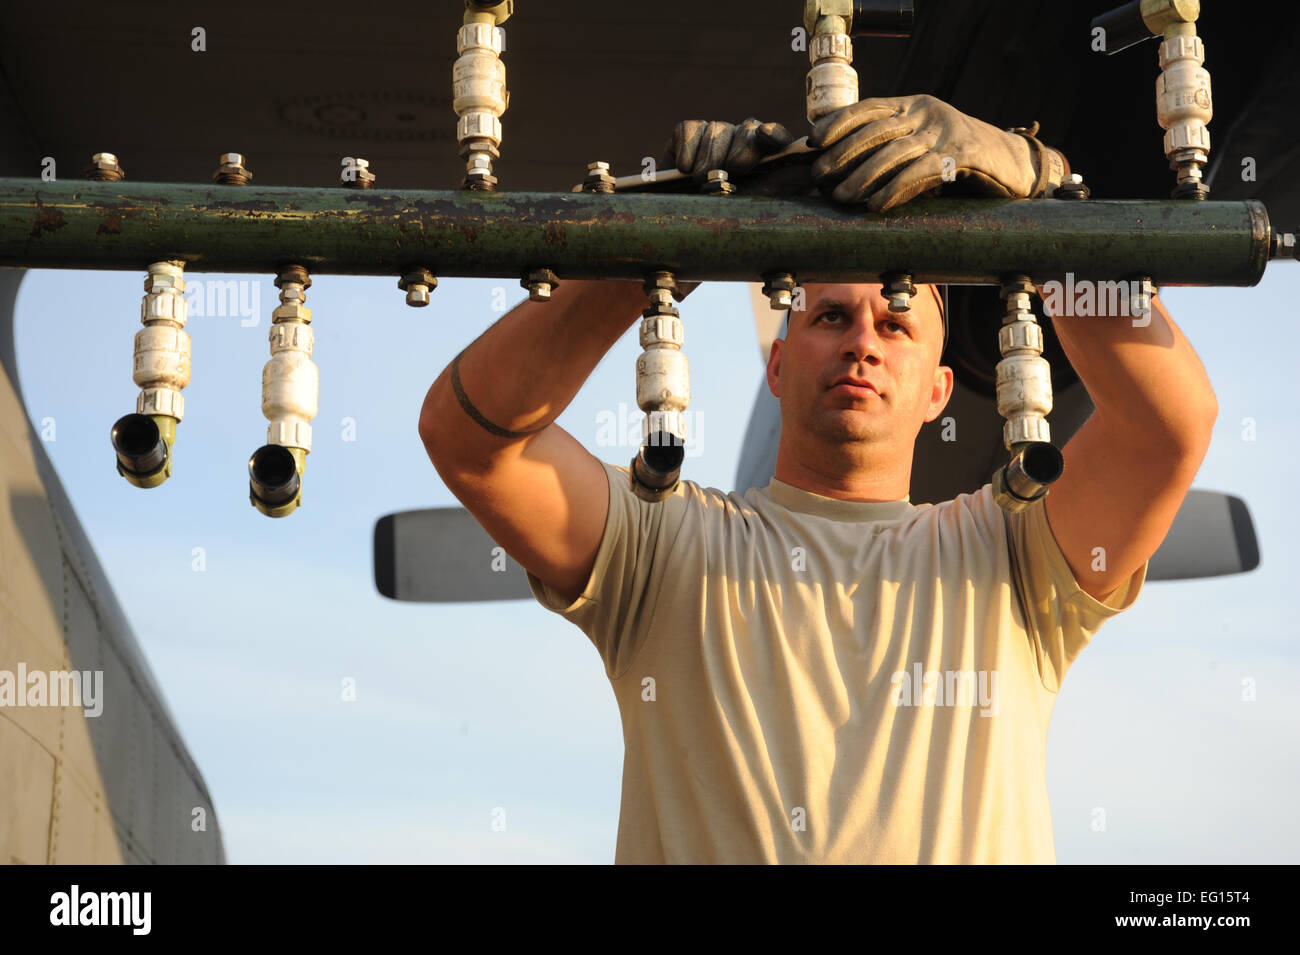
630,432,685,502
111,413,175,487
992,441,1064,512
249,444,305,517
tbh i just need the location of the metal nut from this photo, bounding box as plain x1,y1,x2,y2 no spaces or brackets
463,152,498,190
703,169,734,195
1129,277,1157,316
213,153,253,185
1055,173,1089,200
642,271,682,309
882,272,916,313
272,302,312,322
762,272,797,310
86,152,125,181
521,269,560,302
340,157,376,188
464,1,514,27
582,161,616,193
999,277,1036,299
399,269,438,308
143,272,185,294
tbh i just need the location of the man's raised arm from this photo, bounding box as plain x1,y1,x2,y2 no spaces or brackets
418,279,647,605
1038,290,1217,602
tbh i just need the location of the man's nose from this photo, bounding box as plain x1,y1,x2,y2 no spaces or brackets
840,311,883,362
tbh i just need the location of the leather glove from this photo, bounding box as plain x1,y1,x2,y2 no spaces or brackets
659,117,796,301
661,117,796,183
808,94,1070,211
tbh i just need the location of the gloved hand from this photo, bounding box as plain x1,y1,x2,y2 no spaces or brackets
808,95,1070,212
661,117,796,183
658,117,796,301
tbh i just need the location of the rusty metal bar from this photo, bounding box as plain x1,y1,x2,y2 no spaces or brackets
0,177,1273,286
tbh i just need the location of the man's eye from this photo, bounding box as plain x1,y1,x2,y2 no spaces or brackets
884,319,910,336
817,310,846,323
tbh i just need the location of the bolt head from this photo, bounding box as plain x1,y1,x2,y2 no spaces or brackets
1055,175,1089,199
144,272,185,293
405,286,430,307
340,157,376,187
213,153,252,184
643,271,676,293
464,155,498,189
768,289,792,310
643,289,678,315
86,152,125,180
582,162,617,192
762,273,797,308
1004,292,1032,313
272,302,312,322
1171,179,1210,200
702,170,735,195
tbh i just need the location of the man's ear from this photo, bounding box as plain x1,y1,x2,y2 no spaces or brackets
766,337,783,398
924,363,954,423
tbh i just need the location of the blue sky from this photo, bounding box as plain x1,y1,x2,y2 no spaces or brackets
13,262,1300,863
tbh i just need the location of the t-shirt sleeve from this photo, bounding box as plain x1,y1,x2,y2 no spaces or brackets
525,459,693,680
1001,490,1147,693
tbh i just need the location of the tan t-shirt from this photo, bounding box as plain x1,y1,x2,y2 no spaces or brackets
527,459,1146,863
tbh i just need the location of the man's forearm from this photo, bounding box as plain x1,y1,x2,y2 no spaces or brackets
419,279,647,458
1042,289,1218,456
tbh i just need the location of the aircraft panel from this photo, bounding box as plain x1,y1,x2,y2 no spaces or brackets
2,268,228,863
0,714,54,864
0,616,64,759
48,759,121,864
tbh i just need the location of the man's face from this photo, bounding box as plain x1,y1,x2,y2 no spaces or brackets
765,282,953,454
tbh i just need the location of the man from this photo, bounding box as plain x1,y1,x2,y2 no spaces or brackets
418,96,1217,863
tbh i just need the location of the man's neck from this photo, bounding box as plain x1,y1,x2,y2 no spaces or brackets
772,442,911,502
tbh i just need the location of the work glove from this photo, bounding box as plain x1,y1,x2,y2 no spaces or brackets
808,94,1070,212
661,117,796,183
659,118,796,301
